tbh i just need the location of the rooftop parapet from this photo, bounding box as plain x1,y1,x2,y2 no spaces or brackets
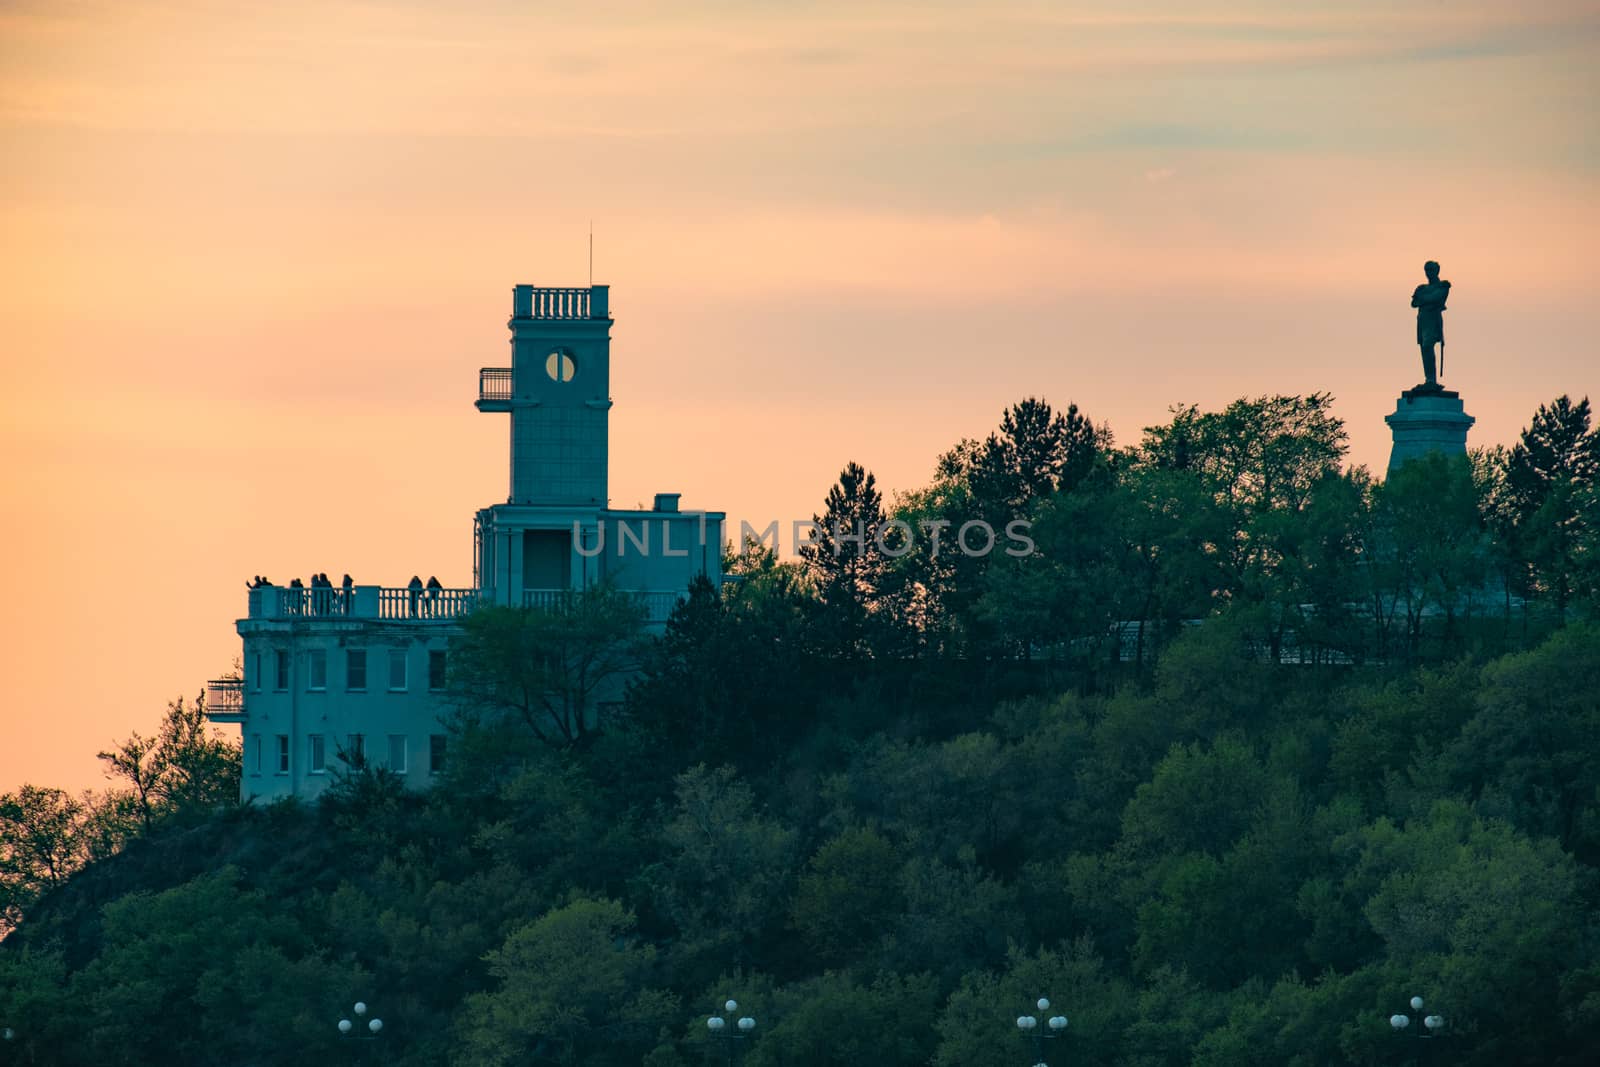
245,585,482,622
511,284,609,320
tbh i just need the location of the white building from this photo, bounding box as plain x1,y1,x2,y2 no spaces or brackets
207,284,724,802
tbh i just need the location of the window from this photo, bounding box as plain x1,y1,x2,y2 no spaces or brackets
346,649,367,691
250,652,261,693
545,348,576,382
346,733,366,767
274,650,289,691
249,734,261,775
429,650,447,691
309,734,326,774
308,649,327,691
388,734,408,773
429,734,447,775
388,649,408,691
275,734,289,774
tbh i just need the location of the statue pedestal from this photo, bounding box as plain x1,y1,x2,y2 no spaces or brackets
1384,387,1475,473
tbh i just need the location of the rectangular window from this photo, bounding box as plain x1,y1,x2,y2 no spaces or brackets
429,734,447,775
274,650,289,691
249,734,261,775
428,650,447,691
346,649,367,691
309,734,326,773
250,652,261,693
388,734,407,773
388,649,407,691
275,734,289,774
346,733,366,767
308,649,327,691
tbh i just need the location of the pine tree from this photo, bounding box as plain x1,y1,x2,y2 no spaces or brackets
1503,395,1599,616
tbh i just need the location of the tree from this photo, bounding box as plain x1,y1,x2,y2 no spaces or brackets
800,461,895,656
1502,395,1599,617
446,588,648,749
743,971,941,1067
0,786,92,932
1368,452,1489,660
789,827,904,966
97,693,240,834
970,397,1110,514
1139,394,1348,604
641,766,796,971
626,560,824,771
456,897,677,1066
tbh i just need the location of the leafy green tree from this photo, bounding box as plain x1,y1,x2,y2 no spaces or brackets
789,827,904,966
627,559,825,772
0,786,96,932
457,897,677,1066
73,866,361,1066
1368,452,1490,660
641,766,796,972
933,941,1135,1067
1139,394,1348,629
96,692,241,834
1440,624,1600,858
742,971,941,1067
447,588,647,748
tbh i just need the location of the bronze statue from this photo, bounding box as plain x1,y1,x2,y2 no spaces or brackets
1410,261,1451,388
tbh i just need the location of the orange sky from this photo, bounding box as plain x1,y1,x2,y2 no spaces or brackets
2,0,1597,795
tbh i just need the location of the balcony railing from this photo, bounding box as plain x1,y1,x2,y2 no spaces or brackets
205,678,245,720
246,585,482,621
479,367,512,402
523,588,682,624
516,286,592,319
242,585,683,624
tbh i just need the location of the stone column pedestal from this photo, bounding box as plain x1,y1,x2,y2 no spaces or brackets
1384,387,1475,473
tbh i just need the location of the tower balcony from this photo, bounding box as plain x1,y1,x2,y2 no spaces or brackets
205,678,246,722
477,367,513,411
244,585,483,622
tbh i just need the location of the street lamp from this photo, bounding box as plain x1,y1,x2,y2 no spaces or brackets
1015,996,1069,1066
1389,994,1444,1060
337,1000,384,1043
706,998,756,1065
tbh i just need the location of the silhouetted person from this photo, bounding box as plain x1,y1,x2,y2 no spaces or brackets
340,573,354,615
1411,260,1451,388
425,575,442,617
407,575,424,618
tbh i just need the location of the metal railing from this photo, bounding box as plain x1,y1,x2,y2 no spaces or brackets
479,367,512,401
205,678,245,718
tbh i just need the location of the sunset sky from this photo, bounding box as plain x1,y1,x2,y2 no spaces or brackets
2,0,1596,795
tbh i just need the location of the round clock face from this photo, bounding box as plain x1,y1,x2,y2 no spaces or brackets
546,350,576,382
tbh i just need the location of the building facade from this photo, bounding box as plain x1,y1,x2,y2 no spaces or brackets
207,284,724,802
